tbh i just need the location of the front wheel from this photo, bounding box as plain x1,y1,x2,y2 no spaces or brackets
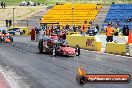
75,45,80,56
10,37,13,42
53,46,57,56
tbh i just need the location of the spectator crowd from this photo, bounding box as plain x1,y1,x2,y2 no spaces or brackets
30,20,131,43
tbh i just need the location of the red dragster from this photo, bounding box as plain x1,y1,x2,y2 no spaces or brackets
38,34,80,56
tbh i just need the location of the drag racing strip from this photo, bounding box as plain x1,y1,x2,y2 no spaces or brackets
7,41,130,74
0,42,81,88
2,41,132,75
0,37,132,88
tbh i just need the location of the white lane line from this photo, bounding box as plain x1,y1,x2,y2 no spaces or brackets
0,66,20,88
80,49,132,59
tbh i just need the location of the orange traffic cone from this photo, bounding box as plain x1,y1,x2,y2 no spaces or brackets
128,31,132,44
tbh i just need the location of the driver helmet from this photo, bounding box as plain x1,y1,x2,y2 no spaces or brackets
62,40,68,46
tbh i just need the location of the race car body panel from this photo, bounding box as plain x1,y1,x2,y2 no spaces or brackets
49,35,58,39
4,38,11,43
60,47,76,55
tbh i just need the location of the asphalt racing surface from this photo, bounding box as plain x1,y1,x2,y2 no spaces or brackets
0,36,131,88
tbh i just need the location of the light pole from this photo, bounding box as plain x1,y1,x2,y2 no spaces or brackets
13,8,15,27
72,0,74,26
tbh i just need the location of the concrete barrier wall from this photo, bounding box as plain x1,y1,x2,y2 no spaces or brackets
99,35,128,48
66,35,101,51
105,42,126,55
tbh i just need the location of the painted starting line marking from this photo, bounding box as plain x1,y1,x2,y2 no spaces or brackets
81,49,132,59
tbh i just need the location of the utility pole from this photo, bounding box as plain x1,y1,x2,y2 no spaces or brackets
13,8,15,27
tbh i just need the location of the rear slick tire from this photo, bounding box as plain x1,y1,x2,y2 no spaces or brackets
39,39,43,54
75,45,80,56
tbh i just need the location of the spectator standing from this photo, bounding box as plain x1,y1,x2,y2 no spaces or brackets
122,25,129,36
31,28,35,41
96,24,99,32
78,25,81,34
105,22,114,42
114,25,120,36
51,24,54,33
73,25,76,32
94,26,98,35
5,19,8,27
56,24,60,35
9,19,12,27
46,26,51,36
27,1,30,6
3,3,6,9
1,2,4,9
65,24,69,31
57,24,60,30
81,21,87,35
35,26,40,42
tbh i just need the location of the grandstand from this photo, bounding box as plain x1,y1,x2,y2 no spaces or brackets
103,4,132,29
41,4,102,26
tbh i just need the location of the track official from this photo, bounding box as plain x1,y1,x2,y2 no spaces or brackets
105,23,114,42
